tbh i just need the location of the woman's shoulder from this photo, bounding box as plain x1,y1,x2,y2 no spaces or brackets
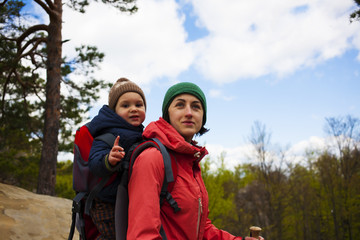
130,146,165,182
132,146,165,170
135,147,163,165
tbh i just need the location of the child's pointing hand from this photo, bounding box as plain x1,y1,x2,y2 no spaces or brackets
108,135,125,166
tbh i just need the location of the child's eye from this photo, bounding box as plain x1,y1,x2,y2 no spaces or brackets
136,103,144,108
122,104,129,108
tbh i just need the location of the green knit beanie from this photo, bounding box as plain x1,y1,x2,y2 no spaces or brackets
162,82,207,125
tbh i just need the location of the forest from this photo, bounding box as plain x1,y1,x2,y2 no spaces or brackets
1,0,360,239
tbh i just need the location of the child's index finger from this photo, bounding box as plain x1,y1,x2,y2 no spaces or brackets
113,135,120,147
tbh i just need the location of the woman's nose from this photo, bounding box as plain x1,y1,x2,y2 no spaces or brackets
184,105,192,116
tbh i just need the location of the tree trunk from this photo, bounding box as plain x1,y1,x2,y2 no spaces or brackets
37,0,62,195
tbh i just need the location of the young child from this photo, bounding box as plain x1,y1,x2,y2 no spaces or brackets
87,77,146,239
249,226,265,240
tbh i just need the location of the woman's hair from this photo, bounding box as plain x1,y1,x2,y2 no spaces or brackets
162,82,209,136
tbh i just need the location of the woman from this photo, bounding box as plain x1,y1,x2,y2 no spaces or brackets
127,82,249,239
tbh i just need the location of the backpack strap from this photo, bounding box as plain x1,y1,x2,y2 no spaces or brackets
84,175,111,215
160,225,168,240
68,192,87,240
84,132,117,215
152,138,173,182
94,132,117,147
152,138,180,213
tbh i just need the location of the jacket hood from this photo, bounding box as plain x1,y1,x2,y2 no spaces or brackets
143,117,208,158
88,105,144,136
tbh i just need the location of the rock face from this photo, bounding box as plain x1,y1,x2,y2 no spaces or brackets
0,182,79,240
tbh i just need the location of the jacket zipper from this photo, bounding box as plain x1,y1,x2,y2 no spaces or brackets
196,197,203,239
194,152,204,240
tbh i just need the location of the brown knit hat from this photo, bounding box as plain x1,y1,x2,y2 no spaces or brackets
250,226,262,232
108,78,146,110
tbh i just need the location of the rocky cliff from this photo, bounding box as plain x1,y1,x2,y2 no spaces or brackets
0,182,79,239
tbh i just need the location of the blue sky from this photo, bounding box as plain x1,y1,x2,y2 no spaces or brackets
27,0,360,166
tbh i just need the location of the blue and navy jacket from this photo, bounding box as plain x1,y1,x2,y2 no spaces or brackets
88,105,143,203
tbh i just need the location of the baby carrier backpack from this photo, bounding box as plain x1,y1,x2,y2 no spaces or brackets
68,124,180,240
68,123,117,240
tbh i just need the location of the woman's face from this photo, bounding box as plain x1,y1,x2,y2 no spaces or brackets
168,93,204,142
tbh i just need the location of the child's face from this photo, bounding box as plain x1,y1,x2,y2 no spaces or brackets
115,92,146,127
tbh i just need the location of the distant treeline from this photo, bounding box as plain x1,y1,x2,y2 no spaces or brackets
0,116,359,240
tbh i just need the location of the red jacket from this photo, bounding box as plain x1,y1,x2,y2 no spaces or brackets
127,118,241,240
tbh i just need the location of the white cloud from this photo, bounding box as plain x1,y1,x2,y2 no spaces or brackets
209,89,235,101
205,143,254,170
62,0,194,86
59,0,360,86
25,0,360,87
189,0,360,83
289,136,326,154
205,135,330,170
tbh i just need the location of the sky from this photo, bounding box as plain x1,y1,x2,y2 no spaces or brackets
28,0,360,168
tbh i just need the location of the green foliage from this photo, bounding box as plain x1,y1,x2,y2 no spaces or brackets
201,155,237,230
286,164,323,239
55,160,75,199
0,127,40,191
312,149,360,240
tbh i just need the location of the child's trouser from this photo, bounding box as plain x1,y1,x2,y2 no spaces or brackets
90,198,115,240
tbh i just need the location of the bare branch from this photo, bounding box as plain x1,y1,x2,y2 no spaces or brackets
17,37,47,61
17,24,48,48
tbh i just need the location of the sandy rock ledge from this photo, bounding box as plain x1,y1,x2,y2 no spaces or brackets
0,182,79,240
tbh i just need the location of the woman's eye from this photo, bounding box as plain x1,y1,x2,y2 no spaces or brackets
193,104,201,110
